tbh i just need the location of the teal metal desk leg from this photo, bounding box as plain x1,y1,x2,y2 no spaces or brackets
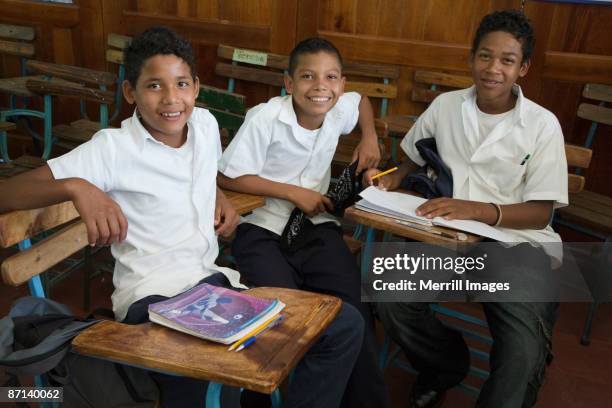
205,382,222,408
270,389,281,408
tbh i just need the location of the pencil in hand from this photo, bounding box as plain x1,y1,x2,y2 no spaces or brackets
370,166,398,181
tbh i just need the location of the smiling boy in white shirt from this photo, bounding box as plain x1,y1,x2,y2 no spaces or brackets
219,38,390,408
366,10,567,408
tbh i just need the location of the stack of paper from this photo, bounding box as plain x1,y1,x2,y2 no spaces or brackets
356,187,514,242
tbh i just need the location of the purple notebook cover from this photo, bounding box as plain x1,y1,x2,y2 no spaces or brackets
148,283,277,340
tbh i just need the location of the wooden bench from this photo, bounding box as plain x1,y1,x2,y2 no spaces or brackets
0,198,340,407
557,85,611,239
0,23,36,98
0,23,80,161
383,70,473,162
555,84,612,345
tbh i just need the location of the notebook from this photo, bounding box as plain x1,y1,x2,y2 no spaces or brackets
148,283,285,344
356,186,514,242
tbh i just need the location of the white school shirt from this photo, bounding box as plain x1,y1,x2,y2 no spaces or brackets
400,85,568,263
48,108,243,321
219,92,361,235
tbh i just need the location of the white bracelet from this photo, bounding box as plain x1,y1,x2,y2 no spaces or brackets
491,203,503,227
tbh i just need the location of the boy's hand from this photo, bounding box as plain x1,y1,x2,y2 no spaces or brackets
287,186,334,217
352,134,381,174
69,179,128,247
416,198,491,221
363,168,402,191
215,189,240,238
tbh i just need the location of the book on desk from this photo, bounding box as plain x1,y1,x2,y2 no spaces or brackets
148,283,285,344
356,186,514,242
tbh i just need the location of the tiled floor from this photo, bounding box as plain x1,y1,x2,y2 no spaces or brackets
1,245,610,407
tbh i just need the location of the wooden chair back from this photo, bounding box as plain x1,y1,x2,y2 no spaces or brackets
411,70,473,104
0,23,35,60
565,144,592,194
0,24,37,98
106,33,130,67
196,85,247,140
216,44,287,99
24,60,116,147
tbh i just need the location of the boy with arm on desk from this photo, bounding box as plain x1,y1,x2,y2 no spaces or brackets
365,10,568,408
218,38,390,408
0,28,364,408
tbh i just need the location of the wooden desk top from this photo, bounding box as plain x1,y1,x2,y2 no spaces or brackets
72,287,341,394
0,189,264,248
345,206,480,250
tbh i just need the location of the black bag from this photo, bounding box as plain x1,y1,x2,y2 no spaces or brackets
400,138,453,199
280,160,361,251
0,296,159,407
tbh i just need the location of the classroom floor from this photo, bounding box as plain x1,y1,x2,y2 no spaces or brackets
0,244,610,408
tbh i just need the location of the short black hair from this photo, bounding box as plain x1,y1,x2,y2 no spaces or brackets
288,37,343,76
472,10,535,63
124,26,196,86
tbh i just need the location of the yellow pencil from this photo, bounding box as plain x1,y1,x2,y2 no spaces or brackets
370,166,398,181
227,313,282,351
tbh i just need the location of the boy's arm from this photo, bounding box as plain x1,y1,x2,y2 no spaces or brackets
217,173,333,217
362,160,552,228
351,95,381,174
0,165,127,246
415,199,552,229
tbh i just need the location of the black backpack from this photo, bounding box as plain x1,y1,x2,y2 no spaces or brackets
0,296,159,407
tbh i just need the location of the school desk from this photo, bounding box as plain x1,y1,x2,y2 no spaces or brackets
345,203,480,251
71,287,341,398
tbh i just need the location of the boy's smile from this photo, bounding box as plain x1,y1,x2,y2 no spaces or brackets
123,54,199,147
471,30,530,114
284,51,345,130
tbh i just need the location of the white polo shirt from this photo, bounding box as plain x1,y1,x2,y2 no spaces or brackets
219,92,361,235
400,85,568,260
48,108,243,321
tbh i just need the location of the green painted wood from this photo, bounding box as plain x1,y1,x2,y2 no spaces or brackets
197,85,246,114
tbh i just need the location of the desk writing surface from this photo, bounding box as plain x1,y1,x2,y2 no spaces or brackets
0,189,264,248
72,287,341,394
345,206,480,250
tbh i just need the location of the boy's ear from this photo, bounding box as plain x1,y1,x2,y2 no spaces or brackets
519,59,531,78
193,76,200,98
122,80,136,105
284,74,293,94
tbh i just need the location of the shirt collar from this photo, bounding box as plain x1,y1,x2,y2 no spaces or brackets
278,95,299,127
463,83,526,127
130,108,193,152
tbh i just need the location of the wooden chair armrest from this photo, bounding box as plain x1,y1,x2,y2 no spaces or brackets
1,220,87,286
26,60,117,86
